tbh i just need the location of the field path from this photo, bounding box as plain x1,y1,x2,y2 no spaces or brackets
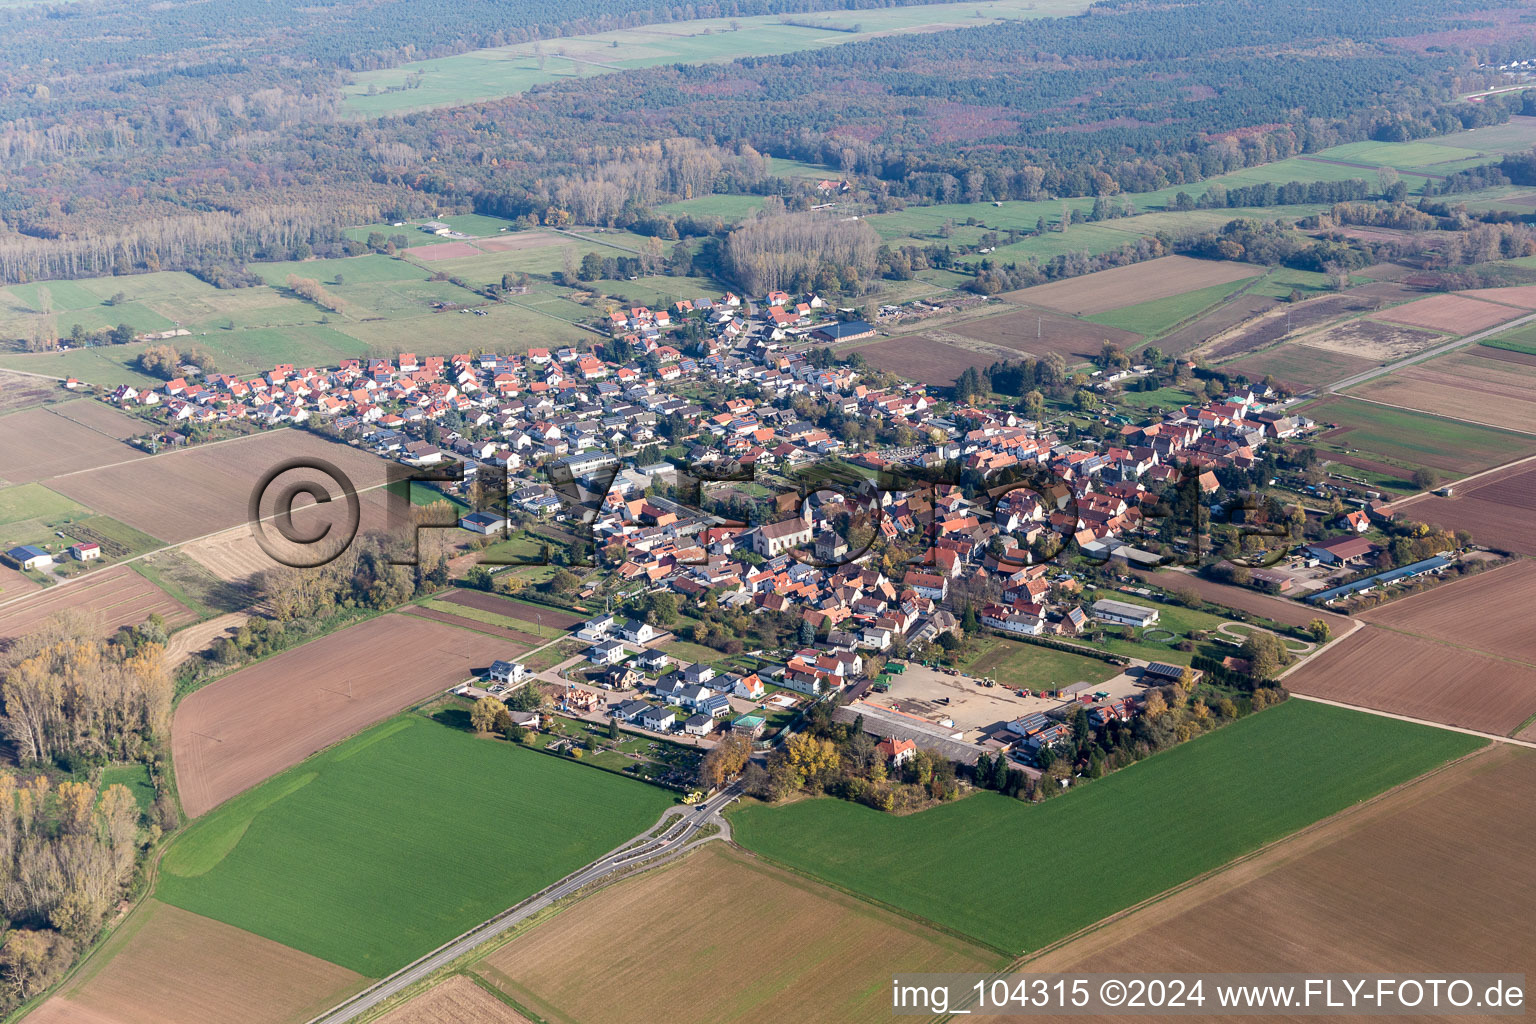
305,783,740,1024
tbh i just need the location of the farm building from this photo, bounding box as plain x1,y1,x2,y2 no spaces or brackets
1304,536,1379,566
1090,599,1160,627
1142,662,1197,685
811,320,876,343
875,736,917,766
5,545,52,571
460,511,509,535
1248,568,1292,593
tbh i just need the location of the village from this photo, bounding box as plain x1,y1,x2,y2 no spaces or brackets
57,281,1489,782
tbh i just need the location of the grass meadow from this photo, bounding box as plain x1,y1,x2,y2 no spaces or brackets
156,714,673,976
1086,277,1259,337
729,700,1484,954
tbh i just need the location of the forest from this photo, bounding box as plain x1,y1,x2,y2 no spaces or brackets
2,0,1534,284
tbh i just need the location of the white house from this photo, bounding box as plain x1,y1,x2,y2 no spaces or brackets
683,713,715,736
488,660,526,684
616,619,658,644
639,706,675,731
586,639,628,666
70,542,102,562
576,613,615,642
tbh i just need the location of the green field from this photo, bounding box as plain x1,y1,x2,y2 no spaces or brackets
340,0,1088,116
1087,278,1258,337
1481,321,1536,356
156,714,673,976
729,700,1482,954
1303,394,1536,474
960,636,1121,689
99,763,157,816
0,482,87,528
655,194,768,222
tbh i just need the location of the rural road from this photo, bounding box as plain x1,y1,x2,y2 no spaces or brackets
1326,307,1536,394
304,782,742,1024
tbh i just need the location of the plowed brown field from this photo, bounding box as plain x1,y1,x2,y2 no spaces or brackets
1017,746,1533,1024
0,565,194,648
1131,570,1351,631
1282,625,1536,735
1375,293,1523,333
1360,559,1536,664
0,404,144,486
173,613,516,817
478,843,1001,1024
1389,459,1536,554
25,900,364,1024
375,976,531,1024
50,430,398,545
949,308,1141,362
999,257,1259,315
1349,348,1536,433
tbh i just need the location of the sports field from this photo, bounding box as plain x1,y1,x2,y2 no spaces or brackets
728,700,1482,954
159,714,674,976
960,636,1121,690
477,843,1002,1024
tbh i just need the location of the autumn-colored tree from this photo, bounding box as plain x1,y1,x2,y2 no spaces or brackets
470,696,507,733
784,732,840,789
697,732,751,789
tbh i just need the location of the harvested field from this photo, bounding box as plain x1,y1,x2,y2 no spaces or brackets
404,240,483,261
1223,343,1376,392
440,589,584,629
858,336,999,385
1282,625,1536,735
0,369,59,413
47,398,148,438
50,430,397,545
180,525,283,587
478,843,1001,1024
999,257,1259,315
172,612,516,817
1130,569,1351,631
1388,459,1536,554
0,565,41,600
376,976,529,1024
475,233,562,254
1202,293,1383,360
0,405,143,486
1375,292,1523,333
1306,317,1444,360
1475,343,1536,367
25,900,364,1024
1348,349,1536,433
164,611,251,667
1157,291,1278,356
401,605,545,647
0,565,194,648
1360,559,1536,664
1022,745,1534,1023
1461,283,1536,309
949,307,1141,362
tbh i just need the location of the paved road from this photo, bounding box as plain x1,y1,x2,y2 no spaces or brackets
305,783,741,1024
